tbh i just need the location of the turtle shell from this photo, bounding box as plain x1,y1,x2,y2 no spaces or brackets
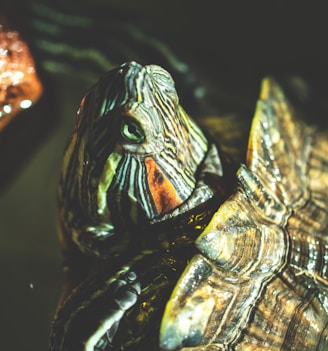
159,78,328,350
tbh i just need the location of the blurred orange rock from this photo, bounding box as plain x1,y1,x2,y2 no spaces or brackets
0,22,43,131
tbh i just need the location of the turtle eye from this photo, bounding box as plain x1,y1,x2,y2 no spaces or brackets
121,118,145,143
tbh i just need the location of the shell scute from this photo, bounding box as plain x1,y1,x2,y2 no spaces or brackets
248,79,312,209
160,254,263,349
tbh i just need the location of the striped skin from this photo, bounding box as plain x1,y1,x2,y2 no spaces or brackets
160,78,328,350
58,61,215,259
54,62,233,351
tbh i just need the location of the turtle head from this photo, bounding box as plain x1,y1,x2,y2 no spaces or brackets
59,62,211,258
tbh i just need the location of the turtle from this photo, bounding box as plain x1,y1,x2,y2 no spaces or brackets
52,61,328,351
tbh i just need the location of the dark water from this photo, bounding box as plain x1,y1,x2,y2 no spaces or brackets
1,1,328,350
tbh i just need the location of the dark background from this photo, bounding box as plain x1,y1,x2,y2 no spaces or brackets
0,1,327,350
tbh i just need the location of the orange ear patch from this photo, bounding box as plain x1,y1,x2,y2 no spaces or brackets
145,157,183,215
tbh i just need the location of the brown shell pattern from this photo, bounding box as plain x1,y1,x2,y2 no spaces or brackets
159,78,328,350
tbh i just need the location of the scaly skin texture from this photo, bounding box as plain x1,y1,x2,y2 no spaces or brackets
53,62,234,351
57,62,223,260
